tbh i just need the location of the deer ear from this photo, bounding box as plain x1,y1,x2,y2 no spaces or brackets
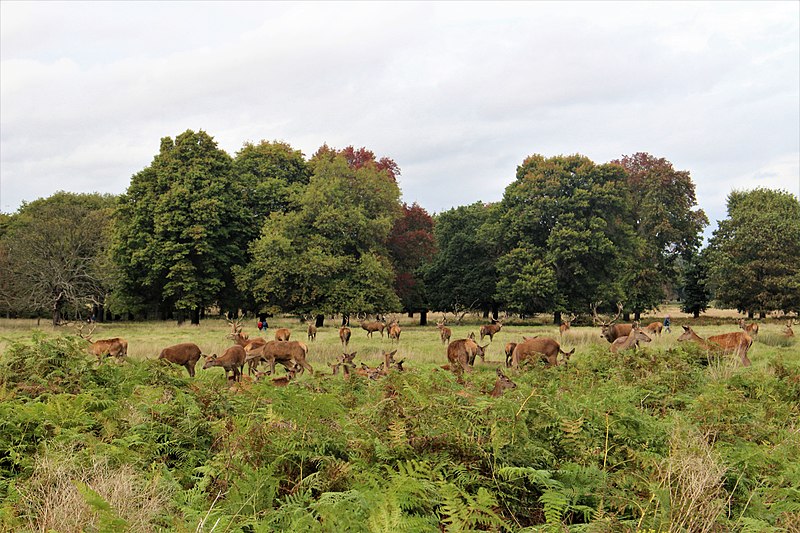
496,367,504,377
388,350,397,357
682,325,690,331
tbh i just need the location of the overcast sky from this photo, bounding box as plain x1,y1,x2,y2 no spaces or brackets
2,1,798,238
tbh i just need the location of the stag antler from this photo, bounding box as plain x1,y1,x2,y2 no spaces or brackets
75,321,97,341
591,302,623,325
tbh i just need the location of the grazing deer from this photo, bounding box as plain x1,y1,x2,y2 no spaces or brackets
76,323,128,362
489,368,517,397
504,342,518,368
783,319,794,337
274,328,291,341
158,342,203,377
610,325,652,354
677,325,753,366
592,302,633,343
447,338,489,374
359,314,386,338
480,318,503,342
738,319,759,337
644,321,663,337
511,337,574,369
203,345,246,382
244,340,314,376
307,323,317,341
437,317,452,345
559,313,577,339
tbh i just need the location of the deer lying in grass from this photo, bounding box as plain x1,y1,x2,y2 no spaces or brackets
76,323,128,363
274,328,291,341
270,368,297,387
158,342,203,377
677,325,753,366
644,321,663,337
447,338,489,374
511,337,574,369
480,319,503,342
738,319,759,337
610,325,652,354
203,345,246,382
244,340,314,376
437,318,452,345
490,368,517,397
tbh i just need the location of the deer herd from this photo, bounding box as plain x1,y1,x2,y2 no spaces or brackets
75,305,795,396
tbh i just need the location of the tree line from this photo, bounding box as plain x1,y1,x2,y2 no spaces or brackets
1,129,798,326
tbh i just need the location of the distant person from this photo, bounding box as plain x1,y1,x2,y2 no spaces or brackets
663,314,671,333
257,320,263,331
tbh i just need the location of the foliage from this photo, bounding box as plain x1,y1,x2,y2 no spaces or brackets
706,188,800,314
679,250,710,318
388,203,437,314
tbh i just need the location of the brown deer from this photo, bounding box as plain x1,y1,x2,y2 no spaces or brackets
644,321,663,337
610,325,652,354
511,337,574,368
307,323,317,341
382,349,405,372
339,325,352,346
783,319,795,337
227,330,267,375
388,321,401,343
489,367,517,397
480,318,503,342
158,342,203,377
203,345,246,382
504,342,518,368
559,313,577,339
447,338,489,374
244,340,314,376
677,325,753,366
274,327,291,341
76,323,128,362
359,314,386,338
592,302,633,343
437,317,452,345
270,368,297,387
738,318,759,337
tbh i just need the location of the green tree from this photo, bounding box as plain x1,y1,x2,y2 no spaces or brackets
238,150,402,323
612,153,708,317
493,154,634,323
3,192,115,325
679,251,710,318
112,130,247,324
706,188,800,315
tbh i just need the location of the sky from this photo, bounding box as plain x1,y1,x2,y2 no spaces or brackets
1,1,798,238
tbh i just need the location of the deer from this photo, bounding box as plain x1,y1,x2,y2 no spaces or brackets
357,362,385,380
489,367,517,397
202,345,246,382
592,302,633,343
388,321,401,343
511,337,574,369
436,317,452,345
783,319,795,337
339,325,352,346
559,313,577,339
307,323,317,341
447,338,489,374
504,342,517,368
738,318,759,337
677,325,753,367
227,330,267,375
158,342,203,377
359,313,386,338
480,318,503,342
270,368,297,387
381,349,404,373
244,340,314,377
274,327,291,341
76,323,128,363
644,321,663,337
610,325,652,354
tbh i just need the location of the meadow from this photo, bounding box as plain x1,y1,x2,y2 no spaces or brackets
0,313,798,532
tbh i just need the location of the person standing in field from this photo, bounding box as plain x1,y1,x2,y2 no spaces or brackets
663,314,671,333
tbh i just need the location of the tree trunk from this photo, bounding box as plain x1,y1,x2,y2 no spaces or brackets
634,310,641,321
408,311,414,318
191,307,200,325
482,309,489,318
419,309,428,326
693,310,700,318
747,310,754,319
315,314,324,328
491,304,499,321
554,311,562,325
341,314,349,326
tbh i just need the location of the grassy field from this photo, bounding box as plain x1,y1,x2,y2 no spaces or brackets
0,314,798,531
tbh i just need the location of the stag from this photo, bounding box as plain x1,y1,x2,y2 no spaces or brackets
644,321,663,337
511,337,574,368
274,328,291,341
76,323,128,362
436,317,452,345
489,368,517,397
591,302,633,343
359,314,386,338
677,325,753,366
203,345,246,382
480,319,503,342
610,325,652,354
783,319,795,337
559,313,577,339
738,319,759,337
446,338,489,374
245,340,314,376
158,342,203,377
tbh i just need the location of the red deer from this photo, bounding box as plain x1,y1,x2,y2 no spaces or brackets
480,319,503,342
359,314,386,338
610,325,652,354
228,330,267,375
270,368,297,387
307,323,317,341
784,319,795,337
437,317,452,345
511,337,574,369
382,349,405,372
677,326,753,366
274,328,291,341
738,319,759,337
490,368,517,397
244,340,314,376
447,338,489,374
356,362,385,380
203,345,246,382
592,302,633,343
559,313,577,339
339,326,352,346
158,342,203,377
504,342,517,368
76,323,128,362
388,321,401,343
644,321,663,337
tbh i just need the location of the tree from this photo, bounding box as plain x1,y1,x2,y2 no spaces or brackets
706,188,800,315
387,203,436,324
3,192,115,325
112,130,247,324
610,153,708,317
679,251,710,318
238,150,402,323
493,154,635,322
